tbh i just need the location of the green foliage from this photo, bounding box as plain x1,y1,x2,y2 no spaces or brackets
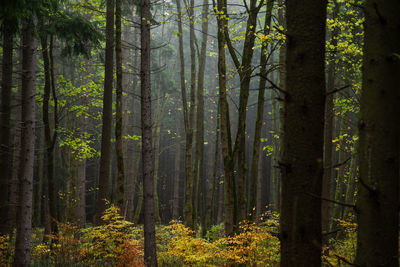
31,205,144,266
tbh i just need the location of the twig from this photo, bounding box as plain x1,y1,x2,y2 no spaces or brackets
307,193,356,209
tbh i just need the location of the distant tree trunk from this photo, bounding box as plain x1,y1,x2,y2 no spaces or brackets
175,0,193,228
95,0,114,225
140,0,157,263
332,113,348,227
76,116,87,227
355,0,400,265
14,17,37,266
209,101,220,227
194,0,209,234
115,0,125,211
280,0,326,265
172,118,181,219
153,91,163,224
322,1,339,240
133,182,143,224
0,19,14,235
248,0,274,219
183,0,196,229
344,143,357,218
215,0,235,235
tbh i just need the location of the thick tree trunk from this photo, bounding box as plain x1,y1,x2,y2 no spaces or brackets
280,0,326,265
141,0,158,263
95,0,114,225
0,20,14,235
355,0,400,265
14,17,37,266
115,0,125,211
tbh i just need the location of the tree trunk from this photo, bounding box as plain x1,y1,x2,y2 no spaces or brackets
322,1,339,239
95,0,114,225
355,0,400,265
193,0,209,233
280,0,326,265
248,0,274,219
14,17,37,266
172,118,181,219
215,0,235,235
115,0,125,211
0,19,14,235
141,0,158,263
40,31,58,234
224,0,260,223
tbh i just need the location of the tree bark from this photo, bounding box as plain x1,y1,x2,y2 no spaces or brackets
0,19,14,235
95,0,114,225
14,17,37,266
193,0,209,233
355,0,400,265
115,0,125,211
322,1,339,239
215,0,235,235
280,0,326,265
248,0,274,219
141,0,158,263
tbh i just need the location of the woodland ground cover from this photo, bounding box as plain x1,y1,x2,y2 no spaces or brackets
0,205,361,266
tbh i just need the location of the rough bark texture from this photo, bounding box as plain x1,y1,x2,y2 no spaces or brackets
141,0,158,263
115,0,125,211
0,19,14,235
280,0,326,266
14,17,37,266
355,0,400,265
248,0,274,218
95,0,114,225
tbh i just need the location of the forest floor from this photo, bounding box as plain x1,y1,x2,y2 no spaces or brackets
0,205,357,266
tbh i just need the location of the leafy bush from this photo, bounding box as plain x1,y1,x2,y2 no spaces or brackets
158,213,280,266
32,204,144,266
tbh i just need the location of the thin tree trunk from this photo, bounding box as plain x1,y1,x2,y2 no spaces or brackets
215,0,235,235
95,0,114,225
209,101,220,227
193,0,209,234
172,118,181,219
115,0,125,211
141,0,157,262
248,0,274,219
280,0,326,265
14,17,37,266
322,2,339,239
40,31,58,233
355,1,400,265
